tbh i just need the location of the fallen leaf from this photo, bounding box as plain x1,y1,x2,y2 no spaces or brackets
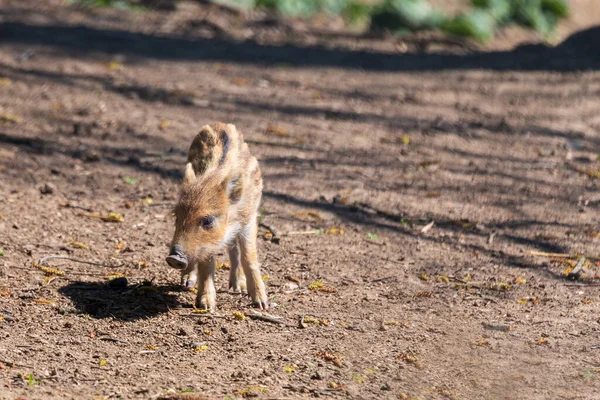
415,291,432,297
123,177,138,185
158,120,171,130
33,263,65,276
290,210,322,221
99,359,107,367
69,241,89,250
0,249,3,257
490,282,511,291
396,353,424,369
366,232,378,240
114,241,127,255
316,351,343,367
145,344,157,350
283,365,295,373
232,311,246,321
216,262,230,270
308,281,324,291
33,298,56,305
419,273,429,282
0,78,12,86
513,277,527,284
265,124,289,137
475,338,489,346
105,272,126,280
107,60,121,70
536,337,549,345
262,274,269,282
0,113,21,123
326,227,344,235
84,212,124,223
194,345,208,352
232,77,248,86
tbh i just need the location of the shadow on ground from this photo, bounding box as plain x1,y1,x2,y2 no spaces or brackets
59,280,187,320
0,20,599,71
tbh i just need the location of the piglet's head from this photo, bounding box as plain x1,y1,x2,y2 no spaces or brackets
166,123,242,269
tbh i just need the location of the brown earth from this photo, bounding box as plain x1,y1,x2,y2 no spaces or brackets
1,1,600,399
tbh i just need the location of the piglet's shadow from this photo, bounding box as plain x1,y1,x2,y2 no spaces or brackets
58,280,190,321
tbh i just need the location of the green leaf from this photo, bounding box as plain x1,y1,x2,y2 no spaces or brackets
366,232,378,240
541,0,569,18
27,373,39,386
343,1,373,25
0,248,3,257
442,9,497,41
374,0,447,31
123,176,139,185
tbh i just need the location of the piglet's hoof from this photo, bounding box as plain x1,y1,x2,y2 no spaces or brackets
180,275,197,290
252,299,269,311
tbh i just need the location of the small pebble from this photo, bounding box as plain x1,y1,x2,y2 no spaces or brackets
39,183,56,195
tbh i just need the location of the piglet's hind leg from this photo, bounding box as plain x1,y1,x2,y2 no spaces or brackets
238,220,269,310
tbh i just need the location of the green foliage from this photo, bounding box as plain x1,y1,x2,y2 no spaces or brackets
442,9,497,41
68,0,145,10
371,0,446,33
27,373,39,386
68,0,570,42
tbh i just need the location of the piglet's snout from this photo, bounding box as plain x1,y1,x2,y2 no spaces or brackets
166,245,188,269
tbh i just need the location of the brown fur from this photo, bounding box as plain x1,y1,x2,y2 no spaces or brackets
168,123,268,310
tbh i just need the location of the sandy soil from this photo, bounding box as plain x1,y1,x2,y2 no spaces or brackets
0,1,600,399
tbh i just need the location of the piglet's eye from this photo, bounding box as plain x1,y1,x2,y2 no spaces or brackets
199,216,215,230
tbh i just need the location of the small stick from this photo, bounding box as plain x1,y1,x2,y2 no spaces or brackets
567,257,586,280
286,230,322,236
565,284,600,287
0,359,32,368
98,336,128,344
246,311,293,326
180,313,228,319
37,255,120,268
487,231,497,245
529,251,571,258
59,201,93,213
289,250,307,256
371,276,397,283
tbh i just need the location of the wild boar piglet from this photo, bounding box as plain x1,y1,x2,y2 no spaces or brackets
166,122,268,311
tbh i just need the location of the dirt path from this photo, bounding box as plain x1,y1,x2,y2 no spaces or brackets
0,1,600,399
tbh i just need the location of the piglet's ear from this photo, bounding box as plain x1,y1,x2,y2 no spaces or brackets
183,162,196,185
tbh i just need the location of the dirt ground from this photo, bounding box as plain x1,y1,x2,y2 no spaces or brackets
1,1,600,399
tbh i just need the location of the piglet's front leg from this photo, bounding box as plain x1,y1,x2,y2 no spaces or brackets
180,263,198,290
228,239,247,294
195,257,217,312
